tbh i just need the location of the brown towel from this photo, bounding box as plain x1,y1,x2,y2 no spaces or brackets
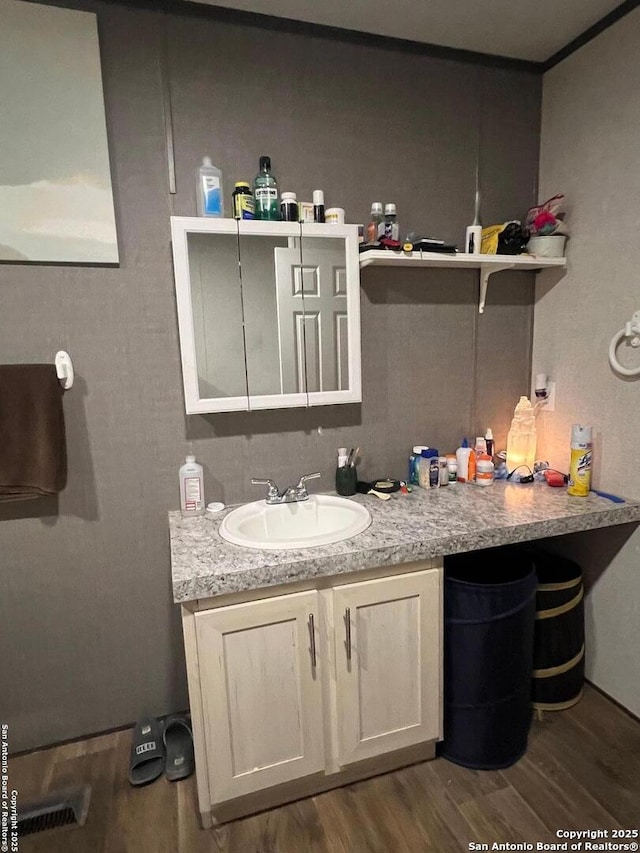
0,364,67,501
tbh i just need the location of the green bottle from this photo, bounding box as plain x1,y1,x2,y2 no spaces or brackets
253,155,280,221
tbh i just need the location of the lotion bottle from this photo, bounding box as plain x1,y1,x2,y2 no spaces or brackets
180,454,205,516
313,190,325,223
456,439,471,483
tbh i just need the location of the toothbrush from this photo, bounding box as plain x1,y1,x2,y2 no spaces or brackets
591,489,625,504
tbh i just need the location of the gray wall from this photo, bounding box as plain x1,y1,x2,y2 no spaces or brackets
533,8,640,715
0,0,541,751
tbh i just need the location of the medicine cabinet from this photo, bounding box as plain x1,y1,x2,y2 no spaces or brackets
171,218,362,414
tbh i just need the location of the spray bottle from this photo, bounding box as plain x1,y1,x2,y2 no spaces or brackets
567,425,592,497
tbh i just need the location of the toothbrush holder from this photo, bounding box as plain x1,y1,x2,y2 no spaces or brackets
336,465,357,496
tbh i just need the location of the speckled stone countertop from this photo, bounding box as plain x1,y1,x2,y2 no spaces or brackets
169,482,640,604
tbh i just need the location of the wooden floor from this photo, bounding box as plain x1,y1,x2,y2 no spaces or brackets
10,685,640,853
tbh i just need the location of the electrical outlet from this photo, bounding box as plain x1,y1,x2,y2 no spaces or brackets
532,380,556,413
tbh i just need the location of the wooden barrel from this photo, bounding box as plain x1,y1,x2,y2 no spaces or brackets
532,552,585,711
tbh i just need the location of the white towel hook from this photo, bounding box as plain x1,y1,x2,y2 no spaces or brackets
55,351,74,390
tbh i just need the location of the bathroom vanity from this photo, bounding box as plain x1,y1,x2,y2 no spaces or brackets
169,482,640,827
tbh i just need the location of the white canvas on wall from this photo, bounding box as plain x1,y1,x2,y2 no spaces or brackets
0,0,118,264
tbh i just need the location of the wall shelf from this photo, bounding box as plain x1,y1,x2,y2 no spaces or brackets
359,250,567,313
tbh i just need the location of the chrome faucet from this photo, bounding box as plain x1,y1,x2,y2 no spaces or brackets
251,472,321,505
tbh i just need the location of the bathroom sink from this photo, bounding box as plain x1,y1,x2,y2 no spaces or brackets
219,494,371,550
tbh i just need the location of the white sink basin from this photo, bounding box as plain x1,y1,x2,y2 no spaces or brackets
219,494,371,550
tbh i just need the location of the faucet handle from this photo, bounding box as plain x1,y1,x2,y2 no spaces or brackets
251,477,279,499
295,472,321,492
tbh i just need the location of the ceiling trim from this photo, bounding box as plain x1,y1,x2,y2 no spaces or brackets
87,0,542,72
543,0,640,70
28,0,640,74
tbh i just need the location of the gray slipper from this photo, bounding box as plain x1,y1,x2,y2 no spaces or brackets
129,717,165,787
162,715,194,782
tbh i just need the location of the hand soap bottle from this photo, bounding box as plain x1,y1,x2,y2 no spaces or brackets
179,455,205,516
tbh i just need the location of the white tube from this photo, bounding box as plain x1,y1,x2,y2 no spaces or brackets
609,328,640,377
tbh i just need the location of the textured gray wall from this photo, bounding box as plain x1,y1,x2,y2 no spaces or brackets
0,0,541,751
533,7,640,715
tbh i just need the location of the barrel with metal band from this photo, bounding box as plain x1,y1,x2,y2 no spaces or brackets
532,552,585,711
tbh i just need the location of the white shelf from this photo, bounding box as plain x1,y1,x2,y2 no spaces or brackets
358,250,567,313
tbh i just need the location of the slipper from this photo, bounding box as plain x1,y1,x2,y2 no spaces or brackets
129,717,165,787
162,715,194,782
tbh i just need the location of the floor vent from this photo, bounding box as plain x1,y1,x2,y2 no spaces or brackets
18,785,91,837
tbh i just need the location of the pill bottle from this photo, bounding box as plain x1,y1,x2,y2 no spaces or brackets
280,192,299,222
476,456,495,486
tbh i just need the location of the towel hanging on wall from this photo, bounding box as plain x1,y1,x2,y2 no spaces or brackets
0,364,67,501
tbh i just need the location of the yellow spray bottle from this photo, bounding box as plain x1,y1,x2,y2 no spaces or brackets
567,424,592,496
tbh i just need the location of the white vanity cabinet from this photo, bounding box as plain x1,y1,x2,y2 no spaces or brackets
332,570,442,767
182,560,443,827
195,590,325,803
170,217,362,414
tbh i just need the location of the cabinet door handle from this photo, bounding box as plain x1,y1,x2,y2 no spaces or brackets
308,613,317,669
345,607,352,662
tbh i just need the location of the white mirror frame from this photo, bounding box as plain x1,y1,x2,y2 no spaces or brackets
171,217,362,414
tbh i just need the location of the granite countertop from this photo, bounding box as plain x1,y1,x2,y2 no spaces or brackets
169,482,640,604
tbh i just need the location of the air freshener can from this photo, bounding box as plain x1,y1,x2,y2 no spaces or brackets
567,424,592,497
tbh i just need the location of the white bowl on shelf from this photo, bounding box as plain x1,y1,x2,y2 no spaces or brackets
526,235,567,258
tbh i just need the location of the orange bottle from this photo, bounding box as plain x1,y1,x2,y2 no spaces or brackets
467,450,476,482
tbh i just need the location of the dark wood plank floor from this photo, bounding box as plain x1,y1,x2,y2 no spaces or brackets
10,685,640,853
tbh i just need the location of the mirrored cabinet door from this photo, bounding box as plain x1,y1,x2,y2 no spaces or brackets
300,224,361,406
237,221,308,410
171,218,249,413
171,217,362,414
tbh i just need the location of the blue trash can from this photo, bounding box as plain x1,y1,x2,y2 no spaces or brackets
441,547,537,769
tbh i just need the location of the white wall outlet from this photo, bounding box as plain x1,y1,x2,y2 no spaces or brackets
532,379,556,413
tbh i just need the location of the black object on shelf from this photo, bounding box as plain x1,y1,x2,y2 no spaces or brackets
497,221,530,255
441,546,537,770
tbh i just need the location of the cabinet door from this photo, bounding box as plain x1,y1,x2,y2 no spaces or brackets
332,569,442,767
195,590,324,804
171,217,250,414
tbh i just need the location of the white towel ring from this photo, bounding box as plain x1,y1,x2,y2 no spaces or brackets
609,311,640,378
